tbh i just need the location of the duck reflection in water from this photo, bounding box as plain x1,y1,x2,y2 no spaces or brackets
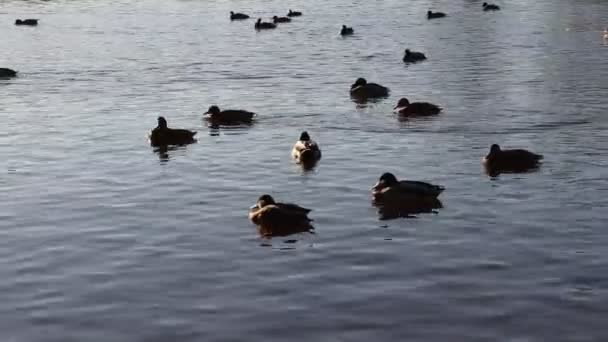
249,194,315,237
375,197,443,220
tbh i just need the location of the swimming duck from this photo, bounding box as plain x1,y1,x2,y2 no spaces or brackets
372,172,445,203
394,98,442,116
350,78,389,99
230,11,250,20
204,105,255,125
292,131,322,164
402,49,427,63
483,3,501,11
249,194,313,236
15,19,38,26
603,28,608,39
340,25,354,36
427,11,446,19
0,68,17,78
149,117,197,147
273,16,291,23
287,10,302,17
255,18,277,29
483,144,542,174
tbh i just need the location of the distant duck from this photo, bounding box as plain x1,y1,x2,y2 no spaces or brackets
0,68,17,78
255,18,277,29
149,117,197,147
427,11,446,19
292,131,322,165
394,97,442,116
230,11,250,20
483,144,543,174
483,3,501,11
15,19,38,26
372,173,444,203
249,194,314,236
340,25,354,36
287,10,302,17
402,49,427,63
603,28,608,39
204,105,255,125
350,78,389,99
273,15,291,23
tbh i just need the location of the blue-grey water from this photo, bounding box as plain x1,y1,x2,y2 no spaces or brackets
1,0,608,340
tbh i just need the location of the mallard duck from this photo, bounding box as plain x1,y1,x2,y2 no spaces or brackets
204,105,255,125
287,10,302,17
15,19,38,26
483,144,542,173
350,78,389,99
149,116,197,147
403,49,427,63
230,11,250,20
249,195,313,236
0,68,17,78
292,131,322,164
394,97,442,116
340,25,354,36
483,3,501,11
372,172,444,203
255,18,277,29
427,11,446,19
273,16,291,23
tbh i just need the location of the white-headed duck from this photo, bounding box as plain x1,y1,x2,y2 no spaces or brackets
149,117,197,147
394,97,442,116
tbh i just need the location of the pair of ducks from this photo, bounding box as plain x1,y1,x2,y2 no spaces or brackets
427,2,499,19
254,17,291,29
230,10,301,21
0,68,17,78
249,144,543,234
15,19,38,26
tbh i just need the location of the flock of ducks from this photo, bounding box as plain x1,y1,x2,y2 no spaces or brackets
6,4,591,237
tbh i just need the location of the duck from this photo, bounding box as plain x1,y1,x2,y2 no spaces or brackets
287,10,302,17
603,28,608,39
204,105,255,125
483,144,542,173
350,78,389,99
230,11,250,20
427,11,446,19
394,98,442,116
483,3,501,11
15,19,38,26
0,68,17,78
292,131,322,164
249,194,314,236
372,172,445,203
340,25,354,36
149,116,197,147
255,18,277,29
402,49,427,63
273,16,291,23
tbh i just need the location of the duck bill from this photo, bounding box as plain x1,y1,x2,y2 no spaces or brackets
250,204,258,210
371,181,385,192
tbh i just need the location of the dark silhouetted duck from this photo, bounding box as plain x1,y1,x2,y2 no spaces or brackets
204,105,255,125
0,68,17,78
255,18,277,29
427,11,446,19
15,19,38,26
483,144,542,175
483,3,501,11
292,131,322,165
149,117,197,147
394,98,442,116
350,78,389,99
230,11,250,20
372,172,444,203
273,16,291,23
287,10,302,17
340,25,354,35
403,49,427,63
249,194,313,236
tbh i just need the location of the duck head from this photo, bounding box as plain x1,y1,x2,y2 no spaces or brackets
342,25,347,29
15,19,23,24
482,2,488,7
405,49,411,56
372,172,399,192
157,116,168,129
206,105,221,115
299,131,311,141
351,77,367,89
427,11,432,15
273,16,278,20
230,11,234,15
395,98,410,108
251,194,276,209
256,18,262,24
489,144,501,155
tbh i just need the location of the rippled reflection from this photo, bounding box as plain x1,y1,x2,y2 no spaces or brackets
373,198,443,220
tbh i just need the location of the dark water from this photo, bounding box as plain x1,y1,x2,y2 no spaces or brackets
2,0,608,340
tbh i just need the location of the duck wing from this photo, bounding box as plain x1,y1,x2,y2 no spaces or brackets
397,180,444,196
277,202,312,214
410,102,442,115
